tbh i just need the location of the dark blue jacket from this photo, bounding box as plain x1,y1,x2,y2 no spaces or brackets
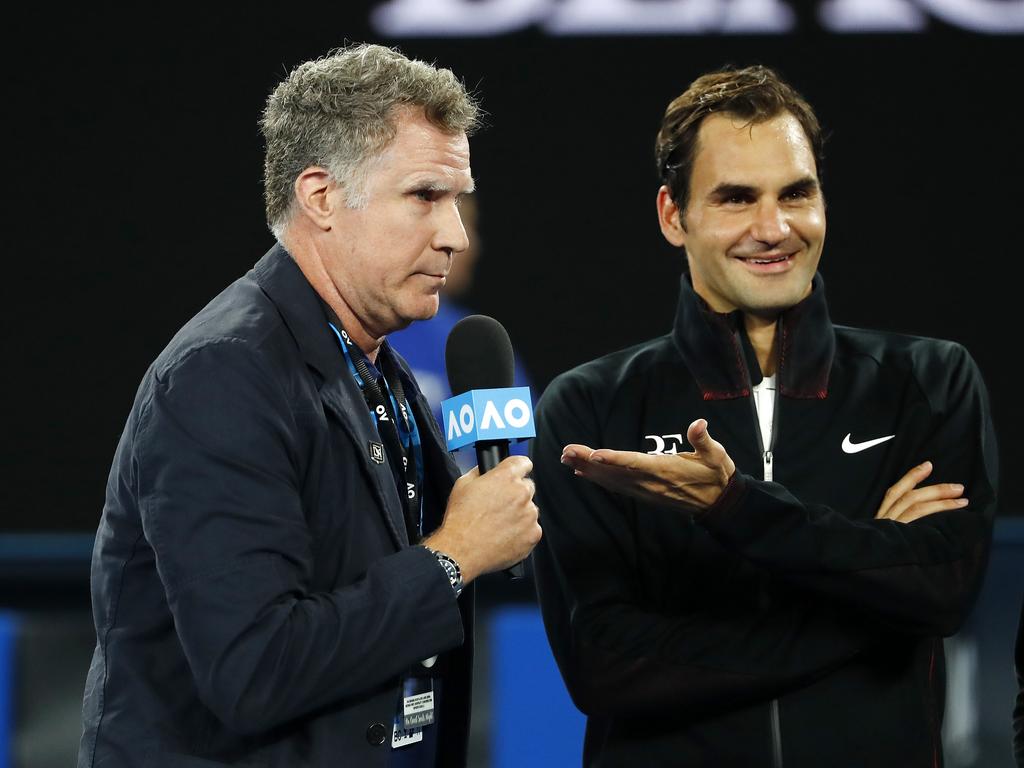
79,244,470,767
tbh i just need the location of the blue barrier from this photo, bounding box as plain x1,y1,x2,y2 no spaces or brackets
0,612,18,768
490,605,586,767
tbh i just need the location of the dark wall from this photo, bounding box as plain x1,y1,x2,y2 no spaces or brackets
9,6,1020,531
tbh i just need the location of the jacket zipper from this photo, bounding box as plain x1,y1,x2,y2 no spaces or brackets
763,397,782,768
739,330,784,768
745,357,780,483
764,382,783,767
770,699,784,768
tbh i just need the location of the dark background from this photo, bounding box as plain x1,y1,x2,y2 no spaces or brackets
8,3,1020,531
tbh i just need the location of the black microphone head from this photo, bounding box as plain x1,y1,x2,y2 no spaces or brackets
445,314,515,396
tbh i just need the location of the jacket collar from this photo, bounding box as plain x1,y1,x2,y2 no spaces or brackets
251,243,413,548
671,271,834,401
252,243,351,383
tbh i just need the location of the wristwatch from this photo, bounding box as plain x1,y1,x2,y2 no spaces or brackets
425,547,463,598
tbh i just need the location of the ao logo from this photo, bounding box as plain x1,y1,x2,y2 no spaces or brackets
441,387,535,451
373,0,1024,35
645,433,686,455
448,398,532,440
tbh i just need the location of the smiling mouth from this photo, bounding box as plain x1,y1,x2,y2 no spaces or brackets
738,253,791,264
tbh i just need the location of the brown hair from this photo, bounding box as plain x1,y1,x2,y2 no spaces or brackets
655,65,824,217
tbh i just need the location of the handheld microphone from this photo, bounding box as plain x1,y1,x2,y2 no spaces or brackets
443,315,535,580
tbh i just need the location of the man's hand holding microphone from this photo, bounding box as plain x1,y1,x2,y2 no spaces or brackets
422,456,539,585
421,315,541,586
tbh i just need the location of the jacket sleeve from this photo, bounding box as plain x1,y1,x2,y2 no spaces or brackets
699,344,998,637
532,373,880,719
136,339,463,735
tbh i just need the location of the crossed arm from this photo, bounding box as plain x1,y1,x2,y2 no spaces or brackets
559,413,992,631
561,416,968,524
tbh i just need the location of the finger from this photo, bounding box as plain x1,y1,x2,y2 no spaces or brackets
529,521,543,546
569,458,640,489
561,456,595,474
888,461,934,498
587,448,650,470
458,466,480,483
876,462,933,518
500,455,533,477
892,497,969,524
563,445,652,474
561,444,594,464
884,482,964,521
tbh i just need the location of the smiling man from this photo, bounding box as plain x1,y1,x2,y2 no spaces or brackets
79,44,541,768
531,65,998,767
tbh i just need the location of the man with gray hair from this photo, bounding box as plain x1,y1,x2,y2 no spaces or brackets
79,43,540,768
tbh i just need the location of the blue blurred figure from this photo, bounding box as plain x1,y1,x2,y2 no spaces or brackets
389,193,534,470
1016,594,1023,766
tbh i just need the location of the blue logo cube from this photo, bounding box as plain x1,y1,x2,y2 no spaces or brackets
441,387,536,451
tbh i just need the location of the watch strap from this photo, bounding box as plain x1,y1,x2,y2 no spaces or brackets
424,547,463,597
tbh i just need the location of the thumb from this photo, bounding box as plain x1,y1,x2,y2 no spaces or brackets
687,419,712,452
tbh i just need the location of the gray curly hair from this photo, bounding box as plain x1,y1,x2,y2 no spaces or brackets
260,43,480,239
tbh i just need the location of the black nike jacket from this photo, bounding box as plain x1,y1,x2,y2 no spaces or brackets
531,273,998,767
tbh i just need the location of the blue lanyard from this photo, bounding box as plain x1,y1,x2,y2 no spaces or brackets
328,322,425,537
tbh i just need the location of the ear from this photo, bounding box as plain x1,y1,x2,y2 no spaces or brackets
293,168,337,231
656,185,687,248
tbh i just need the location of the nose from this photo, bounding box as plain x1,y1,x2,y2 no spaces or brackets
433,202,470,257
750,199,790,245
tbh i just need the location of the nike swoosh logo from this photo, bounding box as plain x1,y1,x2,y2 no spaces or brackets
842,433,895,454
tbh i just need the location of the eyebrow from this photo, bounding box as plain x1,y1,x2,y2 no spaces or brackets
781,176,820,196
708,183,756,201
406,175,476,195
708,176,819,200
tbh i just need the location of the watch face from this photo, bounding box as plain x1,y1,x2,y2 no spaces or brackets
429,549,462,595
